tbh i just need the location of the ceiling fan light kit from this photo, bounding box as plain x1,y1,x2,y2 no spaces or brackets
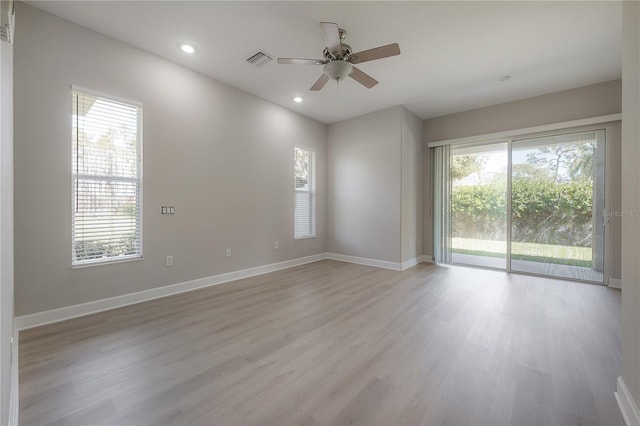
324,60,353,82
277,22,401,91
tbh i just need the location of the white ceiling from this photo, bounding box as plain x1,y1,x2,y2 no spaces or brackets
27,1,622,124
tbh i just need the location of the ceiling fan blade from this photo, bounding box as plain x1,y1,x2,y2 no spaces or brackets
310,73,330,91
349,66,378,89
320,22,341,54
277,58,327,65
348,43,401,64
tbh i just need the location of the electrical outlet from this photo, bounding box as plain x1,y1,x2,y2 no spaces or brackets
166,256,173,266
274,241,279,249
225,248,231,257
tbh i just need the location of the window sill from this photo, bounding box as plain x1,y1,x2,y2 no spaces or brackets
295,235,316,240
72,256,143,269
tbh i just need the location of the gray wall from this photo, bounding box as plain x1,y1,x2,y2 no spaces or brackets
327,105,423,265
0,35,14,426
425,80,622,143
401,106,422,263
422,80,623,280
621,0,640,410
13,3,327,316
327,106,402,262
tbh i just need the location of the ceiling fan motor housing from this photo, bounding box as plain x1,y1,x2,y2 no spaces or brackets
323,43,352,61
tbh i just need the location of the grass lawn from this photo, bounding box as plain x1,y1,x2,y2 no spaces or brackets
451,237,592,267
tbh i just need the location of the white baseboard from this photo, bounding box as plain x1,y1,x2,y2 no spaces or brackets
609,278,622,289
615,376,640,425
401,255,433,270
8,324,18,426
401,257,420,271
15,253,328,330
15,251,433,331
326,253,402,271
327,253,434,271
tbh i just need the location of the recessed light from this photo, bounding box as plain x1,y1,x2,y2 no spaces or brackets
498,75,511,82
293,96,303,103
179,43,196,54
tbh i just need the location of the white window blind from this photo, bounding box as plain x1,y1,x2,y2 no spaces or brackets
294,146,316,239
72,89,142,266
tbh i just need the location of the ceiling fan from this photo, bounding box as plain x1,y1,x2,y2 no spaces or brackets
277,22,401,91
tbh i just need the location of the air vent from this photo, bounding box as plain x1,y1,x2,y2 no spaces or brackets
246,50,273,67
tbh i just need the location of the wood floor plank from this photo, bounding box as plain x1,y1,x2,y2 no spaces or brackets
45,398,116,426
19,261,624,425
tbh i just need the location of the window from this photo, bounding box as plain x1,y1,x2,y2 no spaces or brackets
294,146,316,239
432,128,606,283
72,88,142,266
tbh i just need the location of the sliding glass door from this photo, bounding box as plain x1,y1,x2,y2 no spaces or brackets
510,130,605,281
450,143,508,269
434,129,606,283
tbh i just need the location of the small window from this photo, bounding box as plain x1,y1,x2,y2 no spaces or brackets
294,146,316,239
72,88,142,266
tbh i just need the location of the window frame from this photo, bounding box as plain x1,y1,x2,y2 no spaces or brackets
294,146,316,240
71,86,144,268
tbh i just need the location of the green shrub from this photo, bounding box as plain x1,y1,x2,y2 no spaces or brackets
451,179,593,246
74,233,137,261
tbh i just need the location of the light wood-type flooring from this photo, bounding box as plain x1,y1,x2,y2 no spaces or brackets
19,260,624,425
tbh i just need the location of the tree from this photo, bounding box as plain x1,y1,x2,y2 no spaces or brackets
512,163,553,181
295,148,309,188
450,154,487,181
525,142,594,183
568,142,595,181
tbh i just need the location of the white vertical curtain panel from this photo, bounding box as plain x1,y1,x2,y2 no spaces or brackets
432,145,451,264
72,89,142,265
